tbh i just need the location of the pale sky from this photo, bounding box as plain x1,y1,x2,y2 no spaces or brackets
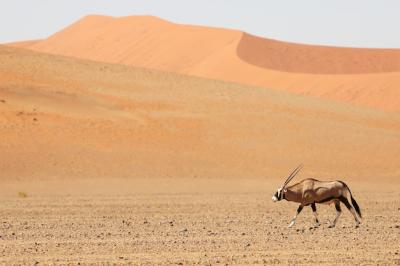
1,0,399,48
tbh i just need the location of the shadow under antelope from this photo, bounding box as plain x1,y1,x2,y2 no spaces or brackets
272,165,362,228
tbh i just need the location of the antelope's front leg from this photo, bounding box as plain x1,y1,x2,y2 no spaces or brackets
288,205,303,228
311,203,320,228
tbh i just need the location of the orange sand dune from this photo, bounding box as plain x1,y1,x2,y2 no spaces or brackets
25,15,242,73
6,39,41,48
1,45,400,182
14,15,400,112
237,33,400,74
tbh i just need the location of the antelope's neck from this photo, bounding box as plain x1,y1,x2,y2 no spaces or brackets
283,188,297,202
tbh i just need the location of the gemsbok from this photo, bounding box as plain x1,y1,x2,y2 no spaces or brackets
272,165,362,228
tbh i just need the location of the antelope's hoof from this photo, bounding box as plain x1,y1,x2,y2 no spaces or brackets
314,223,321,228
328,223,336,228
288,221,295,228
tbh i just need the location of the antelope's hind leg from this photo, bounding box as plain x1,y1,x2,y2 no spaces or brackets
329,201,342,228
339,196,361,227
288,205,303,228
311,203,320,228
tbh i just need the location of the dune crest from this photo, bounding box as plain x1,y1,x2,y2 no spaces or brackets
27,15,242,73
6,40,41,48
10,15,400,112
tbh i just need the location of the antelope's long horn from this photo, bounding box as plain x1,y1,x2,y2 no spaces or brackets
282,164,303,188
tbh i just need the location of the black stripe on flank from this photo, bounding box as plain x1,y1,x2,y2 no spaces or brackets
316,196,337,204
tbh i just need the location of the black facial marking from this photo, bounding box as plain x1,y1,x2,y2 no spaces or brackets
274,190,283,201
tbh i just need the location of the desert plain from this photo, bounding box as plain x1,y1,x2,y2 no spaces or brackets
1,16,400,264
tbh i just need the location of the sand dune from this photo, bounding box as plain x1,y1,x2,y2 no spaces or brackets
237,33,400,74
1,45,399,182
23,15,243,73
6,39,41,48
12,15,400,112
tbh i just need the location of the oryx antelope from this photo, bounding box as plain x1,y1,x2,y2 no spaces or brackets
272,165,362,228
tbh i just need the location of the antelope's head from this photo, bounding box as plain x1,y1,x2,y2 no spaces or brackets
272,187,283,202
272,164,303,202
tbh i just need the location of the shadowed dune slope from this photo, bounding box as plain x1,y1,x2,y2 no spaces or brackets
237,33,400,74
14,15,400,112
1,45,400,182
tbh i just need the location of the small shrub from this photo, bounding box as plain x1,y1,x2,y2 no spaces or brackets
18,192,28,198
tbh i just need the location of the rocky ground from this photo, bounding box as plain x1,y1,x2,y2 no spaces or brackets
0,182,399,265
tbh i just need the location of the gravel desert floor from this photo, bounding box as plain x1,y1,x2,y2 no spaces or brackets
1,180,399,265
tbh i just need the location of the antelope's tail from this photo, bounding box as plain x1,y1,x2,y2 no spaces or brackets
350,194,362,218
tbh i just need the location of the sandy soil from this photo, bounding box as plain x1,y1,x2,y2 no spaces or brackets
9,15,400,111
0,179,399,265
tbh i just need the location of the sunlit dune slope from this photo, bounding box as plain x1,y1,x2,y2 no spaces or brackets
15,15,400,112
25,15,242,73
1,46,399,181
6,40,41,48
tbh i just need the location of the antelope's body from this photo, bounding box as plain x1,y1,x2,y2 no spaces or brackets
285,179,351,205
272,166,362,228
